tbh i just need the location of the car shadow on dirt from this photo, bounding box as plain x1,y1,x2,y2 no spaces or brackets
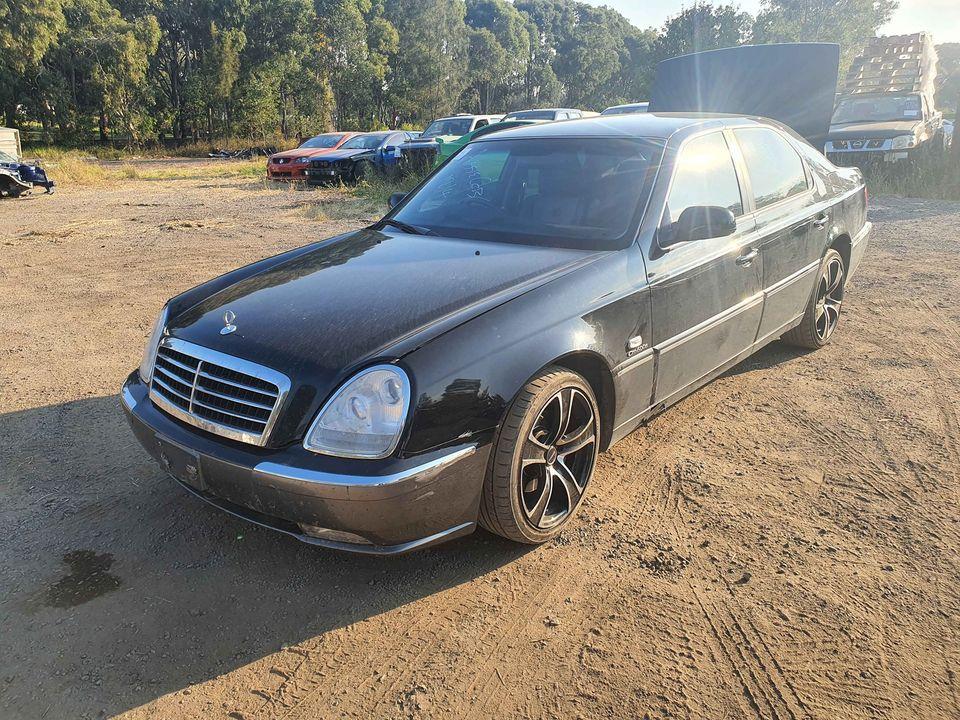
721,339,811,379
0,394,533,718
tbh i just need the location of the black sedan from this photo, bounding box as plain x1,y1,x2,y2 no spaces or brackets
122,113,870,554
303,131,412,184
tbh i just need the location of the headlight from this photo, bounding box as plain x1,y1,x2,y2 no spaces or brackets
296,156,310,163
891,135,916,150
303,365,411,459
138,304,170,384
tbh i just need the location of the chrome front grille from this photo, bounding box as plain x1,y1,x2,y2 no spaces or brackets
149,337,290,446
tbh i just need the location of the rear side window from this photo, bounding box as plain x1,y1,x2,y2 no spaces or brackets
663,132,743,226
734,128,808,210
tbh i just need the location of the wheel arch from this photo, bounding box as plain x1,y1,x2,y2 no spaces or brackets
549,350,617,451
829,232,852,282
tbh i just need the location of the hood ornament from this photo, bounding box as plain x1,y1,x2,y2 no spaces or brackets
220,310,237,335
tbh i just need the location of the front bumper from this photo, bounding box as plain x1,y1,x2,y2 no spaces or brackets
266,164,309,180
826,149,913,166
304,166,348,184
121,372,487,554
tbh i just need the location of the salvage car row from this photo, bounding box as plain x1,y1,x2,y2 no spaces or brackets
264,105,642,183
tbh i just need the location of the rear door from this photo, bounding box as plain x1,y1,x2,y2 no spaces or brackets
646,130,762,406
731,127,824,342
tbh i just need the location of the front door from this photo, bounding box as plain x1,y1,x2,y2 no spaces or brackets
645,130,763,406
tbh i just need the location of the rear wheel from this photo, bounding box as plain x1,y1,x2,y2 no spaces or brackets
783,248,845,349
479,368,599,544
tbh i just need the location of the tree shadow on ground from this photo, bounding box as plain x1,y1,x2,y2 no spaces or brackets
0,394,531,719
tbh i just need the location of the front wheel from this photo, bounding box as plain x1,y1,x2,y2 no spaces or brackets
352,160,373,183
783,248,845,349
480,368,600,544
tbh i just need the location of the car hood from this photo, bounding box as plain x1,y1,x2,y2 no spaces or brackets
650,43,840,147
826,120,921,140
167,229,600,440
310,148,368,162
270,147,335,161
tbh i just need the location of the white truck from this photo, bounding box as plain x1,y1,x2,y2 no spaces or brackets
824,33,946,165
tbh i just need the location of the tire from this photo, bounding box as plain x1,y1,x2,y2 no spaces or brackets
352,160,373,183
783,248,845,349
479,367,600,544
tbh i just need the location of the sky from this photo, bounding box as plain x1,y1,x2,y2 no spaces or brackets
579,0,960,44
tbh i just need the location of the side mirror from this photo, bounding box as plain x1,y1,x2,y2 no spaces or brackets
663,205,737,246
383,146,396,153
388,192,406,209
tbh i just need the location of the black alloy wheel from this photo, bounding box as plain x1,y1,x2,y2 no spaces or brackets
480,368,600,543
783,247,846,349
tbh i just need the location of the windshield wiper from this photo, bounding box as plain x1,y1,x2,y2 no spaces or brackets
374,218,435,236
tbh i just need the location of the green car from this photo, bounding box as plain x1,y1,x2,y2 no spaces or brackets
434,120,543,166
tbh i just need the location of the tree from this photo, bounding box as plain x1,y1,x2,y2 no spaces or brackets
37,0,159,140
0,0,66,127
383,0,469,125
936,43,959,114
462,0,536,112
656,3,752,59
753,0,898,73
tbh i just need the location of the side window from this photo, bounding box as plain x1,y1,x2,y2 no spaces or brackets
734,128,808,210
663,132,743,228
475,119,489,129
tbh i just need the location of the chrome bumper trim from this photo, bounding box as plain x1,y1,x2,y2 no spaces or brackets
254,445,477,489
121,384,138,411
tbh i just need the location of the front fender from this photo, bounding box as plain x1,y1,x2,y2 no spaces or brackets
400,248,649,454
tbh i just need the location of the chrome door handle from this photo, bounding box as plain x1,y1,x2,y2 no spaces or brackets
813,214,829,229
736,249,759,267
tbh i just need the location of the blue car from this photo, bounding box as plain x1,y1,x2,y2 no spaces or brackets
0,150,55,197
304,131,413,184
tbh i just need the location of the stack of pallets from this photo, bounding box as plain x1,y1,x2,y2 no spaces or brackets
842,33,938,96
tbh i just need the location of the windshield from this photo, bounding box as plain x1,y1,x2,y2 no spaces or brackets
422,118,472,138
0,150,18,163
300,134,345,149
832,95,922,124
341,133,389,150
392,137,663,250
503,110,557,120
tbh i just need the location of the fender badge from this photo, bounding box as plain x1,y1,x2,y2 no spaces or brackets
220,310,237,335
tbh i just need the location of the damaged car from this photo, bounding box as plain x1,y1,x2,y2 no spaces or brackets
304,131,413,184
266,132,359,181
0,150,54,197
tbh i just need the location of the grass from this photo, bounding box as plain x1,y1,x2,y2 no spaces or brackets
23,136,294,160
300,171,426,223
26,149,267,186
864,150,960,201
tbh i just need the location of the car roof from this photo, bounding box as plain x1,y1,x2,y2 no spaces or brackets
477,112,773,141
434,114,502,121
505,108,580,113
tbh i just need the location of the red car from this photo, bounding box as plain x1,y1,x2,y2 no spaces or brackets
267,132,358,181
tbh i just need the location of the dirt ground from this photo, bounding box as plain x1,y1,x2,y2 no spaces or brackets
2,165,959,720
